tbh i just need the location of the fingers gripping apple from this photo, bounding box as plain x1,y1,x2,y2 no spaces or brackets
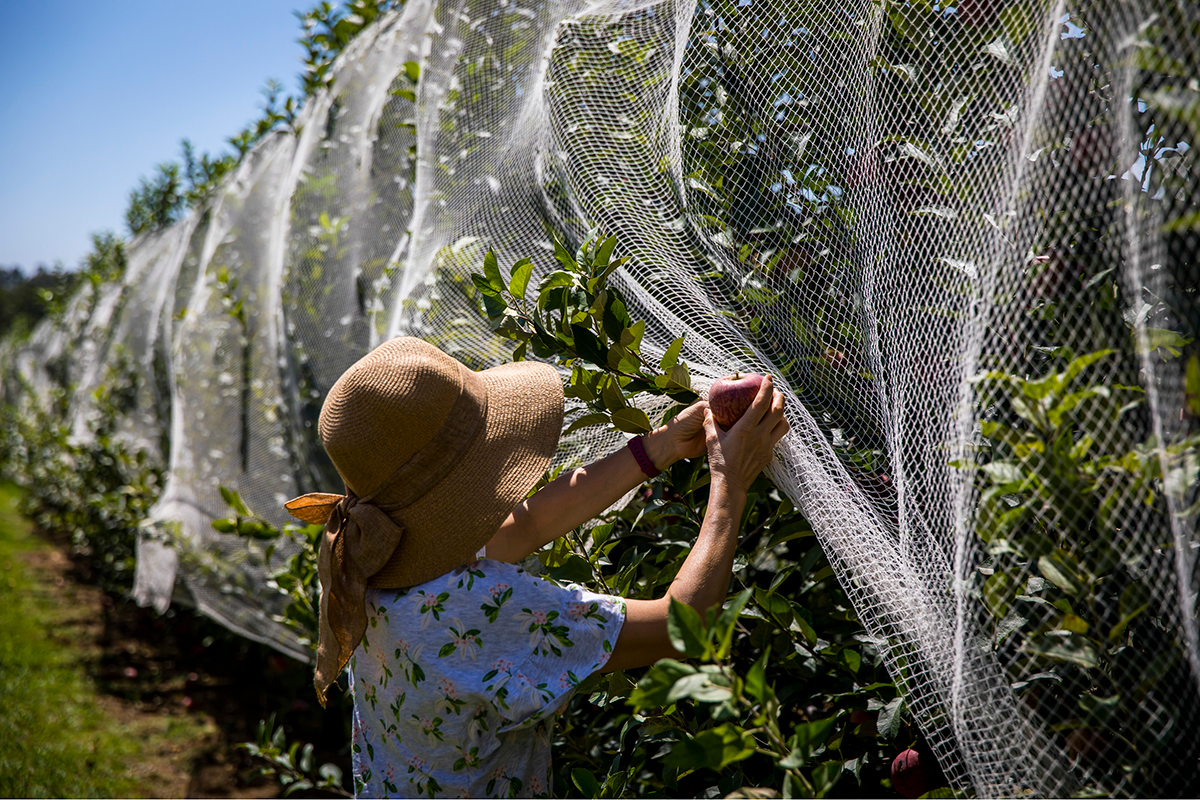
707,372,765,430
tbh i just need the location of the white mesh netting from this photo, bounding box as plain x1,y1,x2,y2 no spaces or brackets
2,0,1197,794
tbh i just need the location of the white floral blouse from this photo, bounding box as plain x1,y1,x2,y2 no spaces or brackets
347,558,626,798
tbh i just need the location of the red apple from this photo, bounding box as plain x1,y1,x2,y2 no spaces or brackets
1066,728,1111,765
845,146,879,190
821,347,848,368
1070,126,1115,176
957,0,1004,27
1029,251,1085,299
765,247,812,286
708,372,765,430
891,748,932,799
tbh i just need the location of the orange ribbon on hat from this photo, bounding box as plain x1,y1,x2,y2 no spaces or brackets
284,368,488,706
286,490,407,706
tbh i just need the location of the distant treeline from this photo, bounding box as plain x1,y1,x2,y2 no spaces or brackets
0,266,80,340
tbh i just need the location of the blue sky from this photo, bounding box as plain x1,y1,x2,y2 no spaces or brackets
0,1,308,271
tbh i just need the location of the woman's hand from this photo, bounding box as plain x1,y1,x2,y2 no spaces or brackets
602,377,790,673
642,400,709,470
702,375,789,496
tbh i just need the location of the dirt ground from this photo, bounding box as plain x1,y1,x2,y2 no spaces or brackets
22,530,351,798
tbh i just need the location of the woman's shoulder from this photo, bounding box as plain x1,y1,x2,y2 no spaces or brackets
362,557,622,645
370,558,554,599
363,558,558,626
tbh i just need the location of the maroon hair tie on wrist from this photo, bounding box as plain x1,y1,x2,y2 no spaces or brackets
627,435,661,479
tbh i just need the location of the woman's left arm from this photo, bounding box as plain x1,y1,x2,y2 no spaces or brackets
484,401,709,563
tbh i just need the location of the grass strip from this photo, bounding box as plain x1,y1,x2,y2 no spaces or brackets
0,481,141,797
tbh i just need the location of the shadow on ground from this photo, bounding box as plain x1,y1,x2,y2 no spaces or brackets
23,526,351,798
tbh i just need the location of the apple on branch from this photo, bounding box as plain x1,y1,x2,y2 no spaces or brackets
891,748,932,799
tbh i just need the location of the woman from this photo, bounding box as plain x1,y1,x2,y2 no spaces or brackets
285,337,788,798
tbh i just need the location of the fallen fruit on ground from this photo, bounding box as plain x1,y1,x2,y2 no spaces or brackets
708,372,765,429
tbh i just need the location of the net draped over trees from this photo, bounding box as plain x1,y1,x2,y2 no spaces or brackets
2,0,1197,795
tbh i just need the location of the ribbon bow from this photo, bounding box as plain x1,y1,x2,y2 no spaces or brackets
285,491,406,706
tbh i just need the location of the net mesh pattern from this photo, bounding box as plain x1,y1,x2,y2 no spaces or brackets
2,0,1197,793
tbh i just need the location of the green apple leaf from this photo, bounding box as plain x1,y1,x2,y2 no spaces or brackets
508,257,534,300
659,336,685,371
610,408,651,434
666,596,707,658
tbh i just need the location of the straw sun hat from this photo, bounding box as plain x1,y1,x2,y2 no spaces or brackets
283,337,563,703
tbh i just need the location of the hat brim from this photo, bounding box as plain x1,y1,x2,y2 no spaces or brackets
366,359,563,587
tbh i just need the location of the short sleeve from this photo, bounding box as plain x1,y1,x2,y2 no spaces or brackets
490,577,626,734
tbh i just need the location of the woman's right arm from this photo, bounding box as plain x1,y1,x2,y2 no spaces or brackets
602,376,789,673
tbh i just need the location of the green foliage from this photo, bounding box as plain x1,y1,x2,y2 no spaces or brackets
471,233,698,433
0,237,144,598
209,491,346,795
471,235,928,798
212,487,323,651
858,0,1200,788
959,9,1199,783
296,1,405,97
956,29,1200,775
225,79,299,159
181,137,236,206
0,265,80,340
672,0,902,490
80,231,128,286
242,714,350,797
126,161,184,236
964,345,1199,793
0,360,162,595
